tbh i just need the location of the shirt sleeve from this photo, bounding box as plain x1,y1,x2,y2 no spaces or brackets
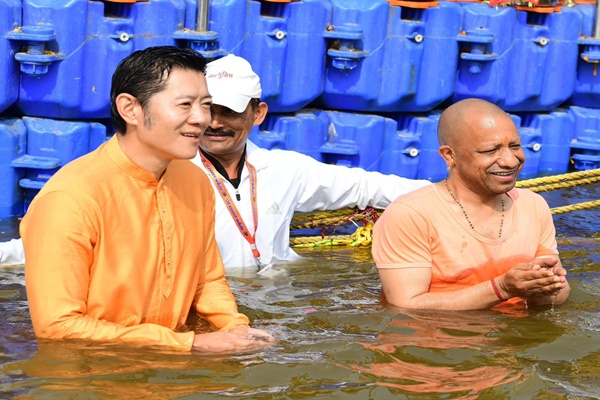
372,200,433,269
192,200,250,331
287,151,430,212
21,191,196,351
0,238,25,266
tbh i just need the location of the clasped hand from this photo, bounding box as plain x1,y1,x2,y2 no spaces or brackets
500,256,568,300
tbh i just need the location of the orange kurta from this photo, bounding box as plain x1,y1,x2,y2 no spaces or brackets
21,135,249,351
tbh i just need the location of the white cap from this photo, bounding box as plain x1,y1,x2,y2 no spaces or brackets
205,54,262,113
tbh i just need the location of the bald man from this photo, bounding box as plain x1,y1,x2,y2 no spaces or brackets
372,98,570,310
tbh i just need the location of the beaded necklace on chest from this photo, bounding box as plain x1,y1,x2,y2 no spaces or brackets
443,178,505,239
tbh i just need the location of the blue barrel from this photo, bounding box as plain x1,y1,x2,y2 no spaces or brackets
569,105,600,141
208,0,330,112
251,111,328,161
389,113,444,181
10,117,106,214
0,0,21,114
318,0,462,112
319,111,401,173
0,119,26,218
570,4,600,107
568,106,600,171
454,4,581,112
519,110,574,174
508,114,541,179
12,0,191,120
379,131,420,179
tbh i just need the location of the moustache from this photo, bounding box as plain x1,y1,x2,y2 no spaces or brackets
206,128,235,137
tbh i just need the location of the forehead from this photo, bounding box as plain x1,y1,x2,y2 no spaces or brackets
463,113,520,147
161,68,207,93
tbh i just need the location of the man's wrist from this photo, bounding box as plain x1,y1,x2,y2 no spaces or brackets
490,278,509,302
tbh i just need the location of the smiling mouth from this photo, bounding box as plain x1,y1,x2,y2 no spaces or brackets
181,133,200,138
491,169,518,177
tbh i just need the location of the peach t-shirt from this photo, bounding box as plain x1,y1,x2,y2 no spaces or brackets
21,135,249,351
372,184,558,292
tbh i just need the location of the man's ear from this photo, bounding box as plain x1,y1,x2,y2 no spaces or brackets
439,145,455,167
115,93,140,127
253,102,269,127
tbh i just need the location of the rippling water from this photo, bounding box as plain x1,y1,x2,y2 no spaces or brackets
0,184,599,399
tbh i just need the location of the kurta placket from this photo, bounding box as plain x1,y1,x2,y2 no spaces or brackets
156,179,174,299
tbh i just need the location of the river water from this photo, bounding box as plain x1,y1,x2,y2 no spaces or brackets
0,184,599,399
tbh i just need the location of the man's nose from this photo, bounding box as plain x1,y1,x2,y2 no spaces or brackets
208,108,224,129
498,147,522,168
189,104,211,128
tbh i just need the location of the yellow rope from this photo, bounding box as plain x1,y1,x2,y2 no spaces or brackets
290,208,380,230
291,222,374,248
516,168,600,188
550,200,600,215
526,176,600,193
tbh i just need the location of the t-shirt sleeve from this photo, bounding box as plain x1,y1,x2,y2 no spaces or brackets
372,200,433,269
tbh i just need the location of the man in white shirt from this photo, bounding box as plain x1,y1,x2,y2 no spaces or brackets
1,54,430,272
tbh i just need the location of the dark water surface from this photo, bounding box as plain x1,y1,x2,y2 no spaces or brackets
0,184,599,399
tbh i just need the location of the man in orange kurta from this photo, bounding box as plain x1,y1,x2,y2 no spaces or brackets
21,46,273,352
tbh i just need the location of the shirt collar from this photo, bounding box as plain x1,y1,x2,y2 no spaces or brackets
107,134,160,183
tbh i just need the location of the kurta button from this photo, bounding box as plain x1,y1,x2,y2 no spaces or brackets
167,259,170,264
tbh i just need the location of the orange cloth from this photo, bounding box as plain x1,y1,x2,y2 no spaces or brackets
373,185,559,292
21,135,249,351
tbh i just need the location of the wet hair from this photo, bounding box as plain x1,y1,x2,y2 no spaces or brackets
249,98,261,110
110,46,207,134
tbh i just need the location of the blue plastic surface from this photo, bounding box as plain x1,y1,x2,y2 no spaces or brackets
519,110,574,174
14,0,193,119
10,117,106,214
254,109,430,178
0,118,26,218
252,111,329,161
0,0,21,114
208,0,330,112
513,116,542,179
318,0,462,112
390,113,446,182
569,105,600,141
570,4,600,108
572,153,600,170
317,111,392,172
454,4,581,112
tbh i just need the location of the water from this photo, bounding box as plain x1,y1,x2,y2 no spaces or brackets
0,185,599,399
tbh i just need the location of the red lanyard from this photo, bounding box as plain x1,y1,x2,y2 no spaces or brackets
200,153,262,270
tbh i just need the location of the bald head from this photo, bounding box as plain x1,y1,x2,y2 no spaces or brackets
438,99,509,148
